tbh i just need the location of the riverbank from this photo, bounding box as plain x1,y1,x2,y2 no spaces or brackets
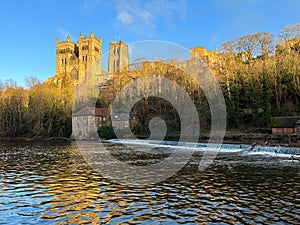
160,130,300,146
223,131,300,146
0,136,71,142
1,132,300,146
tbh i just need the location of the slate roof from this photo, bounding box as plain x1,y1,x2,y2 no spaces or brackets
73,106,108,117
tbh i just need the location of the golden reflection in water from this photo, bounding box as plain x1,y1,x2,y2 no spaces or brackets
37,145,157,224
36,146,107,224
1,142,299,224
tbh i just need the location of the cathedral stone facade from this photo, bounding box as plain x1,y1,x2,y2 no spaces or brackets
55,32,102,85
108,41,129,73
52,31,223,88
53,32,129,86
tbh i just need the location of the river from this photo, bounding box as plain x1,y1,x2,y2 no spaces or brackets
0,140,299,224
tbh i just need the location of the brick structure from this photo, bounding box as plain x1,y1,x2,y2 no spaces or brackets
271,116,300,135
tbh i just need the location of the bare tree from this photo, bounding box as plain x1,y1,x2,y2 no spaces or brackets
25,76,41,88
278,23,300,53
4,79,18,89
255,32,275,56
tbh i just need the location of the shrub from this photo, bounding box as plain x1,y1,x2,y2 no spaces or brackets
97,126,116,139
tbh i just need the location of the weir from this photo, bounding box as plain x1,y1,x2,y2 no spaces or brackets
249,145,300,155
108,139,300,156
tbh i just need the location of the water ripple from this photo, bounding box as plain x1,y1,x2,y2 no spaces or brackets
0,141,299,224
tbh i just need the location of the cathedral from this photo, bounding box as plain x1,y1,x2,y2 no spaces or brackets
51,32,129,87
50,31,222,88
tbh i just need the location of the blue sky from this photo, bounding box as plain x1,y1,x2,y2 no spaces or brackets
0,0,299,86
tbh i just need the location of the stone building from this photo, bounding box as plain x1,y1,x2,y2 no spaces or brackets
50,32,129,87
108,41,129,73
276,37,300,55
72,106,108,139
55,32,102,85
190,46,221,68
111,112,130,130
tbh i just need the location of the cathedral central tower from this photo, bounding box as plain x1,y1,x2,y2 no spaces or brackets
108,41,129,74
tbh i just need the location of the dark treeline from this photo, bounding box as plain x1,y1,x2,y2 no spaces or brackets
1,23,300,138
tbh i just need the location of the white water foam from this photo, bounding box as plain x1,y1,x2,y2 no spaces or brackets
106,139,300,160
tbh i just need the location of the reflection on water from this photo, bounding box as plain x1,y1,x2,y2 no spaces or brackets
0,141,299,224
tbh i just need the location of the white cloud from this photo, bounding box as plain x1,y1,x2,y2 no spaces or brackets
56,26,73,40
117,12,134,25
114,0,187,36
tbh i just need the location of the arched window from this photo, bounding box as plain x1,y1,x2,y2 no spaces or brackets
70,68,78,80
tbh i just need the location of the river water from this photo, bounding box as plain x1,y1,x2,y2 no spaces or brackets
0,140,299,224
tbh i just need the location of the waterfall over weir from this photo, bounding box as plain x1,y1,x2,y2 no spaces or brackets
247,145,300,155
107,139,300,158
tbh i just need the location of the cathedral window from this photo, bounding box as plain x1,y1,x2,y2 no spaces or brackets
71,68,78,80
